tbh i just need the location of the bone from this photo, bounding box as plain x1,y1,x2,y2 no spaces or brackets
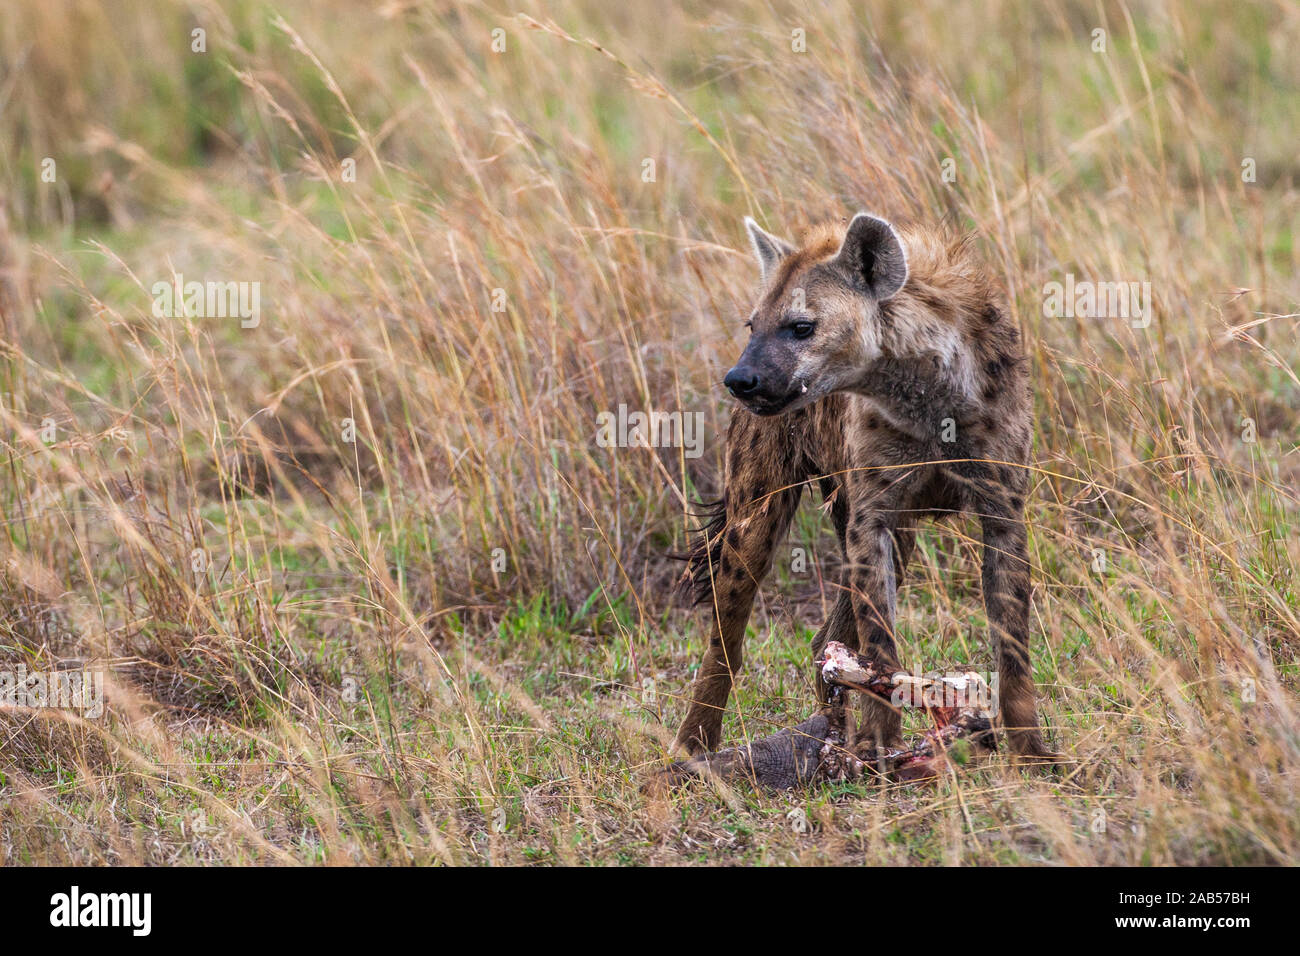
651,641,997,791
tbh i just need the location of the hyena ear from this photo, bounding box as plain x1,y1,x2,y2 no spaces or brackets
744,217,796,282
832,213,908,300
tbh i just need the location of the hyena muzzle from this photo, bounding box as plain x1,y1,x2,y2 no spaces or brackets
674,211,1059,763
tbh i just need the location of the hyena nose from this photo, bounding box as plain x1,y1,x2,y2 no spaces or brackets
723,366,760,398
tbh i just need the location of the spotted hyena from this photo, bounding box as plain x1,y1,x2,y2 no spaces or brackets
674,212,1057,762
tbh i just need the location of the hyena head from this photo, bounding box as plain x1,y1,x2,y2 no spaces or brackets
724,213,908,416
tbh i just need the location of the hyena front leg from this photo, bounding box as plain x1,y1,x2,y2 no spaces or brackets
811,522,914,704
673,481,800,756
810,590,855,704
809,481,858,703
980,488,1057,761
843,476,909,751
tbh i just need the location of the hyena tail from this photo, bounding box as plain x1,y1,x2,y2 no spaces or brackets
668,497,728,607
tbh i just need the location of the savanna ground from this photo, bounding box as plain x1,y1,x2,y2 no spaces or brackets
0,0,1297,866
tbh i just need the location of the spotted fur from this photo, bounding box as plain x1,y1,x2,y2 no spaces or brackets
673,214,1057,763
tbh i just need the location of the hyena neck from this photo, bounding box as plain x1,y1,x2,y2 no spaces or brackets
852,321,978,437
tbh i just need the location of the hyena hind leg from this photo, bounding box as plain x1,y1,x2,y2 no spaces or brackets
980,510,1063,766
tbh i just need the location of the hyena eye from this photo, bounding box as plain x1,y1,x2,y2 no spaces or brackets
791,320,815,340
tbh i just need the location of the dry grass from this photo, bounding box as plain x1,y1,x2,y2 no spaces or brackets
0,0,1296,865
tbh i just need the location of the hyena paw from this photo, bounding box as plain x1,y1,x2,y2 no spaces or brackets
851,727,905,760
1007,732,1067,769
670,725,720,759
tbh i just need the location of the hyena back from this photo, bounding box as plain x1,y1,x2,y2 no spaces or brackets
675,212,1056,762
